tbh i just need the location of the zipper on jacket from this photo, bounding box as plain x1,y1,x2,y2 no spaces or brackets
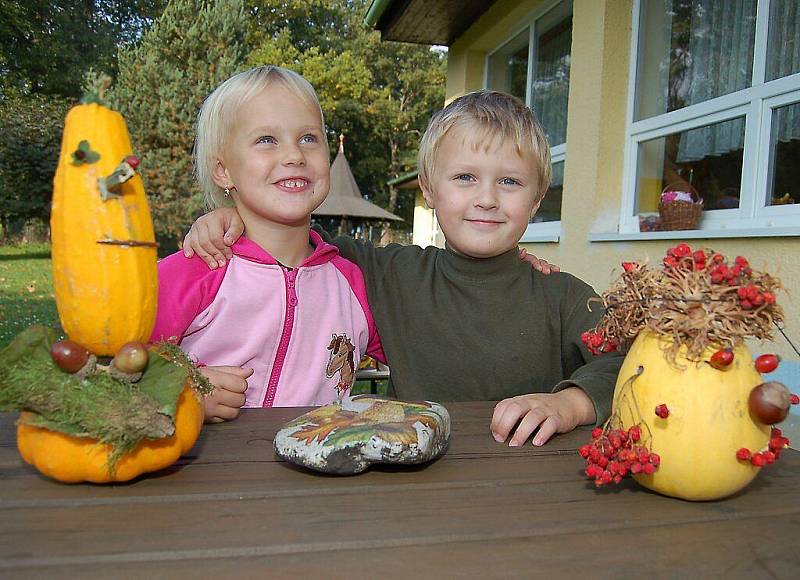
262,268,298,407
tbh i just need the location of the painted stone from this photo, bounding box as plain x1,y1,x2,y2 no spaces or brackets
273,395,450,474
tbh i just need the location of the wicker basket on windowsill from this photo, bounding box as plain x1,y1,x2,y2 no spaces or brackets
658,183,703,231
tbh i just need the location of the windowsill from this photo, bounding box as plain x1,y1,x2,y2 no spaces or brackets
520,232,561,243
588,226,800,242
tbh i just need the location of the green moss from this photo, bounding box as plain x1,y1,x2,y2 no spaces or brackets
0,326,205,471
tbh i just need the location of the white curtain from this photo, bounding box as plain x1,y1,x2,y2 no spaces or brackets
674,0,754,162
673,0,800,162
531,19,572,147
768,0,800,144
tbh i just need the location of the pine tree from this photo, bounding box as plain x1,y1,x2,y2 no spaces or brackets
110,0,248,244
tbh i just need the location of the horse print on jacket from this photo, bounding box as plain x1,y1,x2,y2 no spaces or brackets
326,333,356,397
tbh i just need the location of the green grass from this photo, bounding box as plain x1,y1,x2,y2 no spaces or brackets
0,244,58,349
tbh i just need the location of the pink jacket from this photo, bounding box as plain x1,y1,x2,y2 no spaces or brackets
151,231,384,407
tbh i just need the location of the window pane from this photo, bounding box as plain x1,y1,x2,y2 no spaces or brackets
532,13,572,146
768,102,800,206
636,0,756,120
767,0,800,81
532,161,563,223
635,117,745,225
487,29,529,102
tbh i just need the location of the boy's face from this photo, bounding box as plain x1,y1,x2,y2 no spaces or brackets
422,126,541,259
214,84,330,228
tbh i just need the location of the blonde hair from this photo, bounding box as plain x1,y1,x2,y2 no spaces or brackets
418,90,552,200
194,65,326,208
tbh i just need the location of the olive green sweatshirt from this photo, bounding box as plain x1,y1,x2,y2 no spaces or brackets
324,232,622,423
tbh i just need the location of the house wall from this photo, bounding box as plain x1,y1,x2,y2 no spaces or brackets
418,0,800,360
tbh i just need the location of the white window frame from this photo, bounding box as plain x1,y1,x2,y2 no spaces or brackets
484,0,572,243
618,0,800,237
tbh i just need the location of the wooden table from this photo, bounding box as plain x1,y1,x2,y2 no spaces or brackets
2,403,799,579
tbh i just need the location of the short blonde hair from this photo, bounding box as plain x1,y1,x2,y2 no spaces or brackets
194,65,326,208
418,90,552,200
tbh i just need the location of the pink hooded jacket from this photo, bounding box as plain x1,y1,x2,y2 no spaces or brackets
151,231,384,407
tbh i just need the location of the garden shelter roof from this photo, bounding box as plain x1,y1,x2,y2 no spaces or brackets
313,136,402,221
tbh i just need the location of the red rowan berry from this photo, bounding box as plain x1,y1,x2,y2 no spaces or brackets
754,354,780,374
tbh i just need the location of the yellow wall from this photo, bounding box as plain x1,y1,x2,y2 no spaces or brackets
417,0,800,359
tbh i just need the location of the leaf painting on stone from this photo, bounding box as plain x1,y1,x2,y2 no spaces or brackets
290,397,441,447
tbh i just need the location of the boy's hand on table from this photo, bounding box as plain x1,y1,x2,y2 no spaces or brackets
490,387,595,447
518,248,560,274
199,366,253,423
182,207,244,269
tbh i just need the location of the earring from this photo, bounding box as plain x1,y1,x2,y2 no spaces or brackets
223,187,231,198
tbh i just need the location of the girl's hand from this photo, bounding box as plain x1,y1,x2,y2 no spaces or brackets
490,387,595,447
199,365,253,423
519,248,560,274
182,207,245,269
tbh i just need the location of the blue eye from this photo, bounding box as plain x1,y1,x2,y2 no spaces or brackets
500,177,521,186
256,135,276,145
300,134,318,144
454,174,475,182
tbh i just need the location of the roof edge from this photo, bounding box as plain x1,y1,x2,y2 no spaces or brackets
364,0,394,28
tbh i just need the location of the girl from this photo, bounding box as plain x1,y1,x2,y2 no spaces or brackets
152,66,384,423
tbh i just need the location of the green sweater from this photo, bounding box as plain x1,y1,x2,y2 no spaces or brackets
327,233,622,423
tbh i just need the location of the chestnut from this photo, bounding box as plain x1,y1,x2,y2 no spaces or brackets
112,341,149,374
51,340,90,373
748,381,791,425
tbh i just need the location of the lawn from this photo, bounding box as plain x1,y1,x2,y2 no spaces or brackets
0,244,58,349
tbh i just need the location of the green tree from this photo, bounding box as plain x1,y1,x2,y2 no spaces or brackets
110,0,248,244
246,0,446,229
0,0,167,98
0,91,70,239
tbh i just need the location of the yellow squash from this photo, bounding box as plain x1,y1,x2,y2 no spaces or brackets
16,384,202,484
51,103,157,356
612,331,770,501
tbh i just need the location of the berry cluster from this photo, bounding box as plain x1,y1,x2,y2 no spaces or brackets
736,427,791,467
579,424,660,487
662,244,777,311
581,330,618,355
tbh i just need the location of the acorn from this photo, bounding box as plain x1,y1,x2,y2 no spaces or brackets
51,340,96,377
748,381,791,425
109,341,149,382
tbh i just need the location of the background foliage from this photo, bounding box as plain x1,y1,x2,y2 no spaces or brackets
0,0,446,243
109,0,248,244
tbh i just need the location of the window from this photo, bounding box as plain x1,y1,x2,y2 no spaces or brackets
621,0,800,234
486,0,573,241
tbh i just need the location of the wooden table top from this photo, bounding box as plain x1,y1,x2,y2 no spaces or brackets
1,402,799,579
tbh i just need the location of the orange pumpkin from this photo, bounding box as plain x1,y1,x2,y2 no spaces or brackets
16,384,202,483
50,102,157,356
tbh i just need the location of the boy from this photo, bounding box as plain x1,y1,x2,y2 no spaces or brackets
183,90,622,446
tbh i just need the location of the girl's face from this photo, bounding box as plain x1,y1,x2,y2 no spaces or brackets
214,84,330,229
